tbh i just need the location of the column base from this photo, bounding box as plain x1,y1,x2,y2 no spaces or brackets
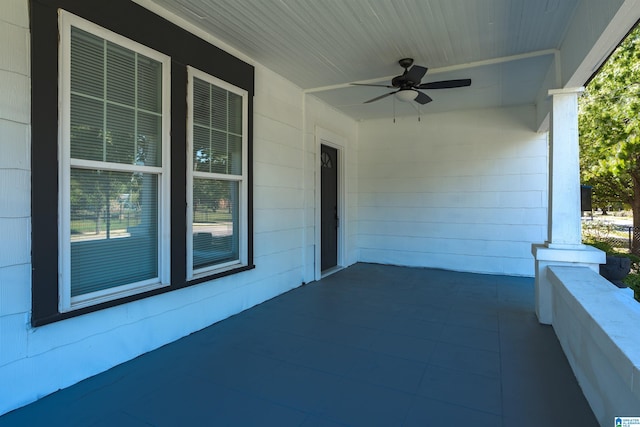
531,243,605,324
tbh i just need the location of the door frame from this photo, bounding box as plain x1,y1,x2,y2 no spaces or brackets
315,127,346,280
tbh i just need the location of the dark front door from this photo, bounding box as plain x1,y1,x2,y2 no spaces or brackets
321,144,338,271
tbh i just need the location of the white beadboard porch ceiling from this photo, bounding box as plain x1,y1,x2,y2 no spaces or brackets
148,0,580,120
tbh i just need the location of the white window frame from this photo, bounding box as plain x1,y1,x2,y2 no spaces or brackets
186,66,249,280
57,10,172,311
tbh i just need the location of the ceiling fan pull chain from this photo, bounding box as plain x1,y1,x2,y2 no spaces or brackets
393,96,396,123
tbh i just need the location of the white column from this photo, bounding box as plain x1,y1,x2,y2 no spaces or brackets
532,88,605,324
547,88,583,248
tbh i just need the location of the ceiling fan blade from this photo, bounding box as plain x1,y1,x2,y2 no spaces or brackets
363,91,398,104
417,79,472,90
350,83,395,88
405,65,428,84
414,91,433,105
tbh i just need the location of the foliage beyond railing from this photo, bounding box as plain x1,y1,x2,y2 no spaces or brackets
582,220,631,251
582,221,640,302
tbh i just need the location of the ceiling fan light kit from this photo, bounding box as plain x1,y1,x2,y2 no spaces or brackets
395,89,418,102
351,58,472,107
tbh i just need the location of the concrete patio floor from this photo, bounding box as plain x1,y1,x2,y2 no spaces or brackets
0,263,597,426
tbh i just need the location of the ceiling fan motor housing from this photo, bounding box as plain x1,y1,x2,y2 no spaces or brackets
391,75,406,88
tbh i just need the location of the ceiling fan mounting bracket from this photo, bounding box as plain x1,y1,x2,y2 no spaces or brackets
398,58,414,69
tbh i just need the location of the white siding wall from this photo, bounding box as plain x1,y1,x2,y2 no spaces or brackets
0,0,32,410
0,1,358,415
357,106,547,276
252,66,306,288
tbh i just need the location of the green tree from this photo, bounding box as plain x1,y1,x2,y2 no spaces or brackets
579,24,640,250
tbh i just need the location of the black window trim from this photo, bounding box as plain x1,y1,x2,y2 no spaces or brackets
30,0,254,326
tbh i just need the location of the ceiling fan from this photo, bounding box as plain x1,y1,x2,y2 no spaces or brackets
351,58,471,105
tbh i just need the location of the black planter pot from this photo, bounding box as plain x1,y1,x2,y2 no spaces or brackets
599,255,631,288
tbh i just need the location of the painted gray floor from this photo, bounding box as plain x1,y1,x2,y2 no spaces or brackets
1,263,597,426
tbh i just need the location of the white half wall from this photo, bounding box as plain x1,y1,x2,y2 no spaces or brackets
0,0,359,415
548,266,640,425
357,106,547,276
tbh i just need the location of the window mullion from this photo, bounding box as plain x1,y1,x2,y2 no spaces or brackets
69,158,163,174
102,39,108,163
226,91,229,175
193,171,242,181
134,53,139,166
209,83,213,174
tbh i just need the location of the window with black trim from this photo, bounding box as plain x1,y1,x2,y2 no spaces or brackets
30,0,254,326
58,11,171,311
187,67,248,279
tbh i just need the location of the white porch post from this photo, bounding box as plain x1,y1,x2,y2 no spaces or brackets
547,88,584,247
532,88,605,324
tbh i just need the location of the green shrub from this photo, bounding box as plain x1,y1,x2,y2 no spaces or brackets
623,253,640,273
584,240,615,253
623,273,640,302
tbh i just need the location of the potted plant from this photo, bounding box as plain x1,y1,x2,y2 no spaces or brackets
600,254,631,287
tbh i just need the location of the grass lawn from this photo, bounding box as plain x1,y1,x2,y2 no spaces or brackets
71,210,232,234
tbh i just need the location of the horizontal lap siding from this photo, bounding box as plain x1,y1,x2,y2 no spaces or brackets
0,0,32,413
357,106,547,276
253,67,305,272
